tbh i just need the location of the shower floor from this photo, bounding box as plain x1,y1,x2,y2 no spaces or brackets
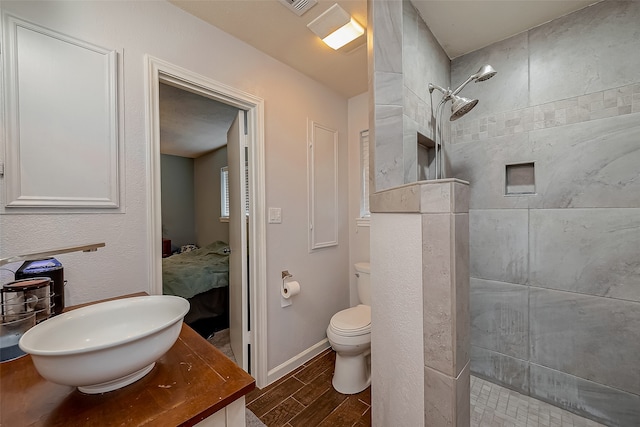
471,376,606,427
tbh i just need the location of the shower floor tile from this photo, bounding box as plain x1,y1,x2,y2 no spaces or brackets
471,376,606,427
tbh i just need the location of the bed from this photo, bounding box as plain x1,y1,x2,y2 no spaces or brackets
162,241,230,326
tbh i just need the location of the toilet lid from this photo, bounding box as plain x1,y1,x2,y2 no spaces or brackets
330,305,371,336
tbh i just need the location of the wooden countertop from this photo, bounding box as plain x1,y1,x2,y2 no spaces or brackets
0,293,255,426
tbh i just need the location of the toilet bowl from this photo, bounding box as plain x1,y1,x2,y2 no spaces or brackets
327,262,371,395
327,304,371,394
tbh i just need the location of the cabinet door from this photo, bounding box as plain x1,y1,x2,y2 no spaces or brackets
4,14,120,209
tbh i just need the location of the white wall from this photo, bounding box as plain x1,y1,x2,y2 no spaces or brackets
347,93,370,306
0,0,349,373
194,146,229,247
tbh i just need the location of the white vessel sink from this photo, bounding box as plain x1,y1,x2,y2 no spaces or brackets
19,295,190,394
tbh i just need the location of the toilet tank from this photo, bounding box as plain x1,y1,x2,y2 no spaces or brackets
354,262,371,305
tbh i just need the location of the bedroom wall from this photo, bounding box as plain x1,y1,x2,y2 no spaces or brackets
160,154,196,249
0,0,350,376
194,146,229,247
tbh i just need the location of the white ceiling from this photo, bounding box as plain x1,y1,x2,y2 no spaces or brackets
170,0,598,99
162,0,599,157
159,83,239,158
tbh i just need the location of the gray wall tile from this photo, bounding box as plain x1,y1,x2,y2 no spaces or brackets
530,209,640,302
424,363,470,427
451,112,640,210
470,278,528,359
454,213,470,378
423,213,456,376
416,6,450,107
370,0,450,192
529,1,640,105
529,288,640,395
423,211,470,378
529,112,640,209
374,105,404,190
404,86,434,138
403,117,418,183
373,71,403,106
446,2,640,424
370,0,402,73
448,132,533,210
402,0,421,97
530,363,640,427
471,346,529,395
469,209,528,284
403,0,450,185
451,32,529,119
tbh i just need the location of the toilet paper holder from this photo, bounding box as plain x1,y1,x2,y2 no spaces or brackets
281,270,293,293
281,270,298,308
281,270,292,280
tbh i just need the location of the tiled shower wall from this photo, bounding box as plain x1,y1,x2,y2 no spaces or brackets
368,0,449,192
447,2,640,425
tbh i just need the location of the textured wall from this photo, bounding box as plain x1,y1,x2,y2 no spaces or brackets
448,2,640,425
371,213,425,426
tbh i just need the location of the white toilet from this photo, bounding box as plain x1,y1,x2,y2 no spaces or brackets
327,262,371,394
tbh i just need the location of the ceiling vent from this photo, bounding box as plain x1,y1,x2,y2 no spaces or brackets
278,0,317,17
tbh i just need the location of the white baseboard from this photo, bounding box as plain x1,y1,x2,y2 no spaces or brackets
266,338,331,386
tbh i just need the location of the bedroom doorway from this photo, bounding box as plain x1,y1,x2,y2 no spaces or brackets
145,56,267,388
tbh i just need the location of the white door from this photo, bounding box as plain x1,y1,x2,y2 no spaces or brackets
227,111,249,371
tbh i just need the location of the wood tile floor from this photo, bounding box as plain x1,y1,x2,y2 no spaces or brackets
245,349,371,427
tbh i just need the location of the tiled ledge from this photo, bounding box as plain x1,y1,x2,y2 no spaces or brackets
370,179,469,214
453,82,640,144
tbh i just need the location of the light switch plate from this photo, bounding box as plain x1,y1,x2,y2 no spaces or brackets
269,207,282,224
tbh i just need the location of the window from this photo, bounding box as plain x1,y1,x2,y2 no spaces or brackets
220,166,229,219
220,164,249,222
359,130,370,225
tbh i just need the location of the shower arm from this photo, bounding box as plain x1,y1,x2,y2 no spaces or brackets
428,83,452,101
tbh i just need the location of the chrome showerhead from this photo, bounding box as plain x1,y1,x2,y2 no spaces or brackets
450,95,478,121
450,64,497,96
473,64,497,82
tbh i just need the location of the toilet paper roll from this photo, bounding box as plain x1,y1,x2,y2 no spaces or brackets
281,281,300,299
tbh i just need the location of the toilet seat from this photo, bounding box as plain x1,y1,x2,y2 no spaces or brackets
329,305,370,337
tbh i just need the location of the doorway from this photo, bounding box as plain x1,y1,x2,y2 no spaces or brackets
145,56,267,387
158,82,238,339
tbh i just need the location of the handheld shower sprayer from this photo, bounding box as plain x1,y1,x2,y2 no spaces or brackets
428,64,496,179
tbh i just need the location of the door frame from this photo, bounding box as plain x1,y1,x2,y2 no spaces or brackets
144,55,268,387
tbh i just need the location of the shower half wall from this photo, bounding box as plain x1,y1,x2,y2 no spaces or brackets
447,2,640,425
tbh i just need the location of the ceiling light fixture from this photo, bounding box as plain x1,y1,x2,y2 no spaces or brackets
307,4,365,51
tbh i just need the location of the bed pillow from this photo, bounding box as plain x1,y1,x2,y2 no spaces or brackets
180,244,199,253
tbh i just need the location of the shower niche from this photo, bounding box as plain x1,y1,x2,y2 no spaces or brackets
417,133,437,181
505,162,536,195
